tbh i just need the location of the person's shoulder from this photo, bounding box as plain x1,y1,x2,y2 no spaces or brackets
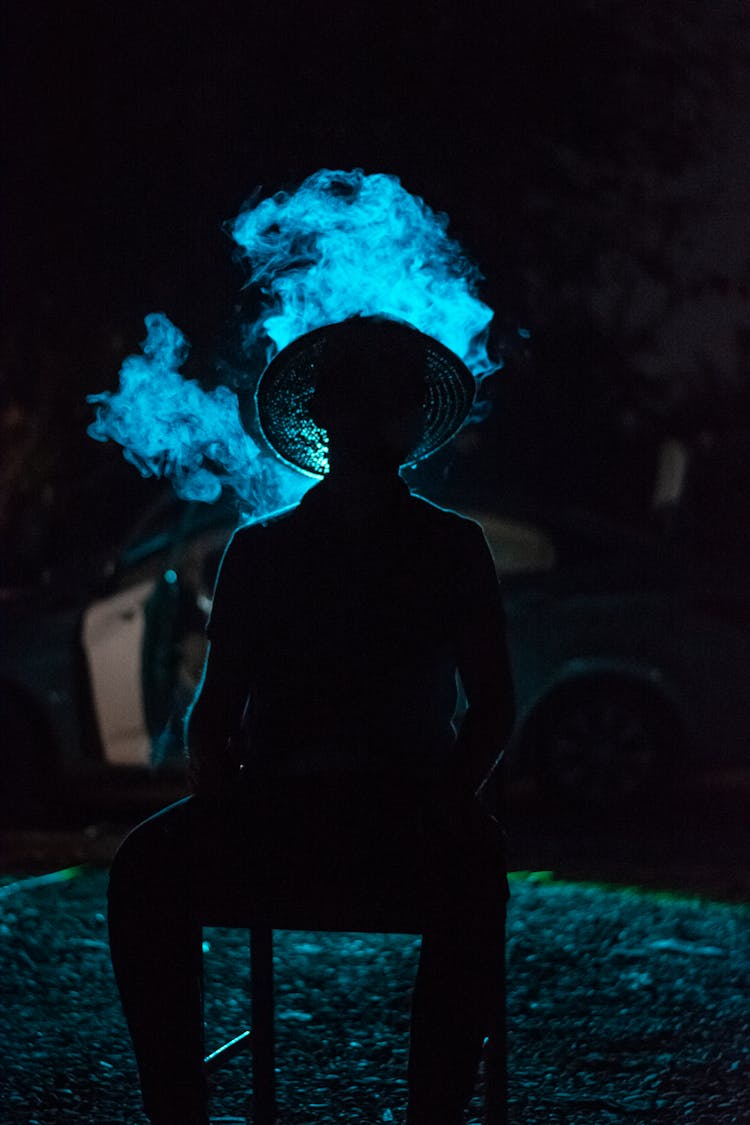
237,501,301,535
220,500,303,561
408,492,485,538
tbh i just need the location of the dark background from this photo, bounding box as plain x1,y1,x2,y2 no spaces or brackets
2,0,749,577
1,24,750,1120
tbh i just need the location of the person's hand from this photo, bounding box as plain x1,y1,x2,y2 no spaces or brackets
189,739,244,806
427,776,504,857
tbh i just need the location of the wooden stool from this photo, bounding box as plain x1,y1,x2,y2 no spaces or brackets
202,917,508,1125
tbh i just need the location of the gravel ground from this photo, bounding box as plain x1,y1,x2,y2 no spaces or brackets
1,866,748,1125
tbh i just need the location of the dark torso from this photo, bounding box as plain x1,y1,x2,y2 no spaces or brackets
208,479,483,777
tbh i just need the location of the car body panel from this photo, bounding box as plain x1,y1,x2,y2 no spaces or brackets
474,510,749,773
81,577,156,766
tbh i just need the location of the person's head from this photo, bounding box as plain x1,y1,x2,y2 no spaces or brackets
310,316,427,474
253,314,476,479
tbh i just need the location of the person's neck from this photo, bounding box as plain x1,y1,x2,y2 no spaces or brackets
324,464,404,495
317,468,409,520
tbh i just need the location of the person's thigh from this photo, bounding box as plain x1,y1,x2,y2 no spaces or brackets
108,797,194,901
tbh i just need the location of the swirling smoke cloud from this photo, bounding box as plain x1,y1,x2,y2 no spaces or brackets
231,169,498,377
88,313,297,510
88,169,501,513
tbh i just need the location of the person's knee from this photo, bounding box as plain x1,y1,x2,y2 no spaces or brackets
108,823,154,911
108,799,193,908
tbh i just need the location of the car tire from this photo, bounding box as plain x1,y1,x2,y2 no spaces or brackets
0,699,54,827
533,682,673,810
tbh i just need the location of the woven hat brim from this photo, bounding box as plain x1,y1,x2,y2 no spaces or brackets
254,320,476,477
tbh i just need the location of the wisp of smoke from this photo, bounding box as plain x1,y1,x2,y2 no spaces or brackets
87,314,305,511
231,169,498,380
88,169,500,514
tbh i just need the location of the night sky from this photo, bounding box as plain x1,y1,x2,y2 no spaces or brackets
2,1,749,565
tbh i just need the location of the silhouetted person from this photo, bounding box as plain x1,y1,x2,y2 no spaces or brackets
108,316,516,1125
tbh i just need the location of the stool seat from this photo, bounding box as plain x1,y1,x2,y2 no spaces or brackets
201,896,428,935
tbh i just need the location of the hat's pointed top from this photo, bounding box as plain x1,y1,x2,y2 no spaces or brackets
253,316,475,477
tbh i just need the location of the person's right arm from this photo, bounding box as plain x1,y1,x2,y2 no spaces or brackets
451,520,516,795
428,519,515,843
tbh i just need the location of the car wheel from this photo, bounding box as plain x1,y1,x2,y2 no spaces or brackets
533,683,672,809
0,699,54,827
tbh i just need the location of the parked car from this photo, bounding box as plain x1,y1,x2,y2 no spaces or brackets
0,490,231,822
1,489,747,822
478,508,749,806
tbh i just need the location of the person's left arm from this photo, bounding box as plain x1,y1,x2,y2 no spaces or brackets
185,530,253,799
449,519,516,798
185,638,250,798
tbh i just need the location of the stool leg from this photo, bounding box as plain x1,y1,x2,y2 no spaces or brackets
484,948,508,1125
251,924,276,1125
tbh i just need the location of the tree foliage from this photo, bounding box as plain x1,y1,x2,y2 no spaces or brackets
514,0,750,432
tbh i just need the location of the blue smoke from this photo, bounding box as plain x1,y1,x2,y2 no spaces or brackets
89,170,501,513
231,169,499,384
87,314,305,511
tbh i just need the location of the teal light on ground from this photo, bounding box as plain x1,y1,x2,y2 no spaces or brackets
508,870,556,884
508,869,750,908
0,866,85,899
163,568,178,585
